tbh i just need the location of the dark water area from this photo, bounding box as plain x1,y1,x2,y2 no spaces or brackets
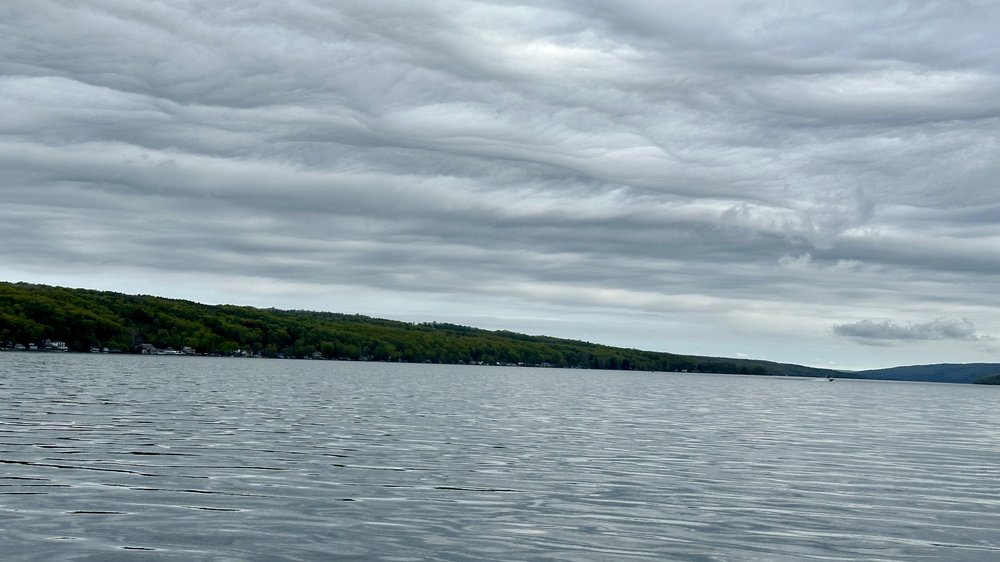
2,354,999,560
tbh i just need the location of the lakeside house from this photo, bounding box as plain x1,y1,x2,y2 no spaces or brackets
1,340,69,352
139,344,189,355
44,339,69,352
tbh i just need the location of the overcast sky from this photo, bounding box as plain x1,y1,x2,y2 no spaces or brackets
3,1,999,370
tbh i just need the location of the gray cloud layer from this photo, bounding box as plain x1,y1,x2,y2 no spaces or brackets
833,318,996,345
2,1,999,369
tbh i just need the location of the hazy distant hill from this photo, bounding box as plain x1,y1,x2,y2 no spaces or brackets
856,364,1000,384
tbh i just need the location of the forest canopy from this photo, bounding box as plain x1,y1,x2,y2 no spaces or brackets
0,281,792,375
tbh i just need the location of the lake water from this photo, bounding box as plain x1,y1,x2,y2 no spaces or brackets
1,353,998,561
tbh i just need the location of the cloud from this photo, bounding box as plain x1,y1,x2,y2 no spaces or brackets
833,318,997,345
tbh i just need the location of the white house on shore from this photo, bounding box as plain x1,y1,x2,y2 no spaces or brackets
43,340,69,352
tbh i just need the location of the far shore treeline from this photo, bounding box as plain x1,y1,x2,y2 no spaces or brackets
0,281,828,376
4,282,999,384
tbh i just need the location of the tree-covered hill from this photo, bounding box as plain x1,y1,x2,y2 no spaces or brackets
1,281,843,376
856,363,1000,384
973,374,1000,385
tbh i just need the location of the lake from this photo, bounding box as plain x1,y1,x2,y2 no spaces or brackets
1,353,998,561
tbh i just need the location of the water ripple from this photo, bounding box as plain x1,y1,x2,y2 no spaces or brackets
2,354,999,560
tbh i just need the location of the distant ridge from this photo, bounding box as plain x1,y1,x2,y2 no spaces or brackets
0,281,993,384
856,363,1000,384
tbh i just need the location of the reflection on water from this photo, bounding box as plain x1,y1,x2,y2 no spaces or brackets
2,353,999,560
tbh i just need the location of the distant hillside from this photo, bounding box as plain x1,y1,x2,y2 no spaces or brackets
856,364,1000,384
974,374,1000,385
685,357,846,379
0,281,832,377
0,281,989,384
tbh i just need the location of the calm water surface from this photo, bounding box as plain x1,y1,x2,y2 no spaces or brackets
1,353,998,561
